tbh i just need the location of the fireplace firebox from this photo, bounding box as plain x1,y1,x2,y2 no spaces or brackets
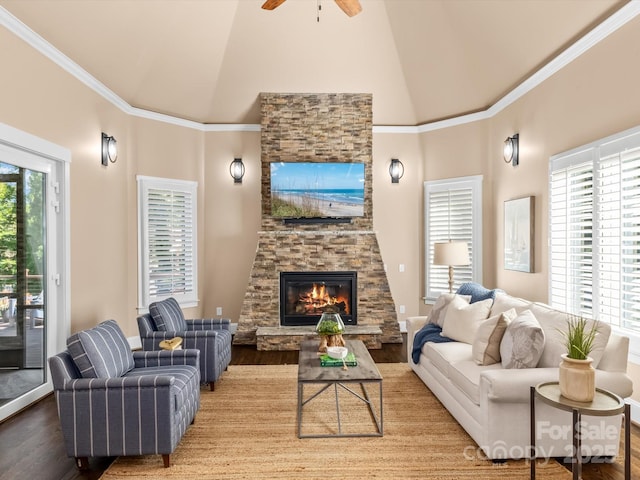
279,271,357,327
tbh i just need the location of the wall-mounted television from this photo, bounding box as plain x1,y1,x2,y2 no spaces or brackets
270,162,365,218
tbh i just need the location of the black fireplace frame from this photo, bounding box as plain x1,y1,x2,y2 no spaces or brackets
279,271,357,327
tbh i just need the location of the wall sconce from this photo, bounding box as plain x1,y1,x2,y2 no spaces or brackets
101,133,117,166
503,133,519,167
230,158,245,184
389,158,404,183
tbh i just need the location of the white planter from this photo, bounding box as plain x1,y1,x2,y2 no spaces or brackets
558,353,595,402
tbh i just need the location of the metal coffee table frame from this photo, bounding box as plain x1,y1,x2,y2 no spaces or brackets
297,339,383,438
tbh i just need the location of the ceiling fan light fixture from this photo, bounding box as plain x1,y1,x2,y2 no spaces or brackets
335,0,362,17
261,0,362,17
261,0,287,10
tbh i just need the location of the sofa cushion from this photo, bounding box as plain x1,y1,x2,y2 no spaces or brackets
67,319,135,378
150,297,188,332
472,308,517,365
427,293,471,328
490,292,532,317
530,303,611,368
424,342,473,378
449,360,502,405
500,309,545,368
441,296,493,344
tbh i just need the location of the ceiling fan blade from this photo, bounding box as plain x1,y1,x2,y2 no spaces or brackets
334,0,362,17
261,0,287,11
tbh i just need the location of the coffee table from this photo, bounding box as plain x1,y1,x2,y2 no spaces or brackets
297,339,383,438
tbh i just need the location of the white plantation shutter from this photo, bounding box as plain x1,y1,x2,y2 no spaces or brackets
138,176,198,309
549,151,594,314
424,175,482,301
550,126,640,335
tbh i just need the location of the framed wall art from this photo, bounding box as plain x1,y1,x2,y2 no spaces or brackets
504,196,534,273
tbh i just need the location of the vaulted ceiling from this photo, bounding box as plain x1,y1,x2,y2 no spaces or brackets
0,0,627,125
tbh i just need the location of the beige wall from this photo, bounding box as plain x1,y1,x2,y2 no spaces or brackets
202,131,261,322
372,133,424,320
418,120,493,311
0,27,206,338
415,16,640,401
1,12,639,400
488,15,640,304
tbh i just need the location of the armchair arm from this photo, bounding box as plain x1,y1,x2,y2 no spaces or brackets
60,374,175,391
186,318,231,330
133,349,200,369
138,329,225,352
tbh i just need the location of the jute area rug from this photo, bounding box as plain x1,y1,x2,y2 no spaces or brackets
100,363,570,479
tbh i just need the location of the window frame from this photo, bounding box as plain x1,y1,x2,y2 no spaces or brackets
137,175,198,311
0,121,70,420
549,124,640,362
424,175,483,302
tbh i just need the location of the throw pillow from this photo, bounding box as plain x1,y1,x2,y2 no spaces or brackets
472,308,517,365
440,296,493,344
67,319,135,378
529,303,611,369
149,297,187,332
455,282,502,304
427,293,471,328
500,309,545,369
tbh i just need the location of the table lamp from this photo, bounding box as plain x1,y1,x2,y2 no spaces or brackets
433,241,470,293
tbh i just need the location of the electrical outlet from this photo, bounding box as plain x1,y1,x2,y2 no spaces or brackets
216,307,223,316
399,264,405,273
399,305,406,314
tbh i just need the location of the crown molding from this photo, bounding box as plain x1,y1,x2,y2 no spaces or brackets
2,2,639,134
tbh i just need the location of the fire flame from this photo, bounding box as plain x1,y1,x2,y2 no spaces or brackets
298,283,349,314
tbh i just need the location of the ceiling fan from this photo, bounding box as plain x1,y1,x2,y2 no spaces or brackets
261,0,362,18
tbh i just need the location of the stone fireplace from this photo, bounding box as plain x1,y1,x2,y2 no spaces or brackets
234,93,402,350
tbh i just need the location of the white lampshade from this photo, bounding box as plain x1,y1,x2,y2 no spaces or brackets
433,241,470,266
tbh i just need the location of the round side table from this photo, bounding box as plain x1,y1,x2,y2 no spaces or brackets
530,382,630,480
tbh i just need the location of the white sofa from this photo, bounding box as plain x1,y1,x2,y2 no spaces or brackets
406,291,633,460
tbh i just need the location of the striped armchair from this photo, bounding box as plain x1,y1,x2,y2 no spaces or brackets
137,297,232,391
48,319,200,469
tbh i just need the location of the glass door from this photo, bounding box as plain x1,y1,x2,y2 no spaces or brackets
0,162,46,405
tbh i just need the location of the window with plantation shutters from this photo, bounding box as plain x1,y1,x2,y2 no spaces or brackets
137,176,198,310
549,126,640,336
424,175,483,301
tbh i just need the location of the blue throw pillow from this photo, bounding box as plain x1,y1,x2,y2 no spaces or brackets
456,282,501,304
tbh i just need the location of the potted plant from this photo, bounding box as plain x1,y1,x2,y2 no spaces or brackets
315,307,345,353
558,314,599,402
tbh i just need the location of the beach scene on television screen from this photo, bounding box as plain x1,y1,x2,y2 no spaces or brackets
270,162,365,218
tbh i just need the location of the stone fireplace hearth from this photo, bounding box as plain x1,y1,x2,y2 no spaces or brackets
234,93,402,350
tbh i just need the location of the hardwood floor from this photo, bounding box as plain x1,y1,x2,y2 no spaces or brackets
0,342,636,480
